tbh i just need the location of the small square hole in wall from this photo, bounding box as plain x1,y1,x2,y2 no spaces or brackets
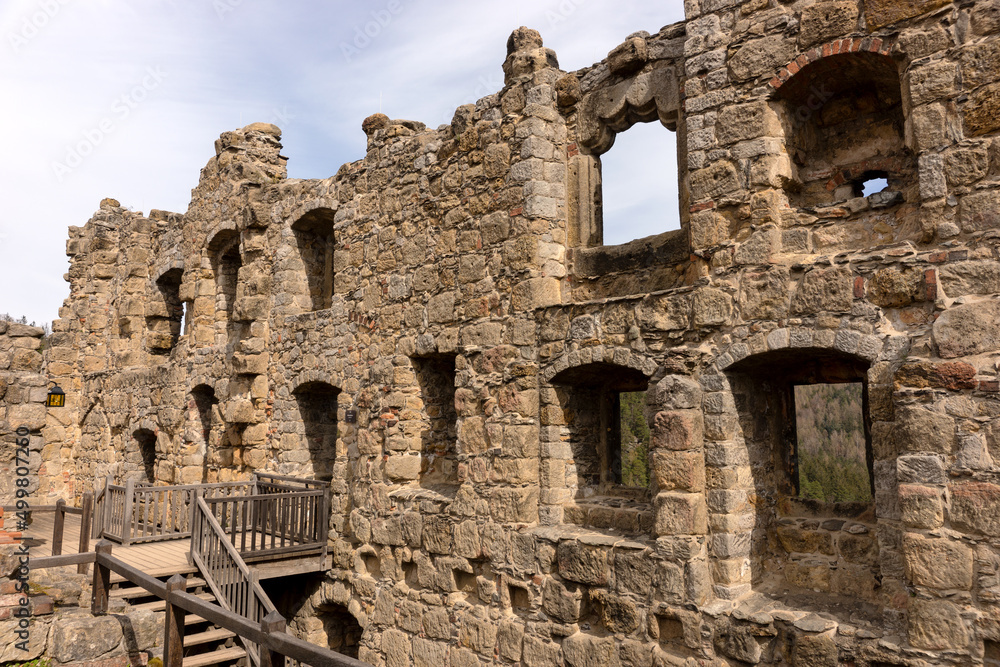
985,640,1000,666
455,570,478,594
656,614,685,647
361,552,381,578
508,584,530,611
402,561,419,589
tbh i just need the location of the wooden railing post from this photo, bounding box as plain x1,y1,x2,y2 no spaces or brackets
77,492,94,574
259,610,286,667
123,478,136,546
97,475,111,539
163,573,187,667
91,540,112,615
51,499,66,556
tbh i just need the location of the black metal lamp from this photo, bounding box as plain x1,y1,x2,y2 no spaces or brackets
46,383,65,408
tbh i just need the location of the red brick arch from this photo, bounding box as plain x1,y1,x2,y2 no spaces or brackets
768,36,894,93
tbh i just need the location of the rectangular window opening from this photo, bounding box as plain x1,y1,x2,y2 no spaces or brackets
793,382,872,504
613,390,650,489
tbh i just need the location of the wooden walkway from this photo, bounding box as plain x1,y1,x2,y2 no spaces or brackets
24,512,327,580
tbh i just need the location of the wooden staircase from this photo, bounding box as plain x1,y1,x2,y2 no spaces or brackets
110,572,248,667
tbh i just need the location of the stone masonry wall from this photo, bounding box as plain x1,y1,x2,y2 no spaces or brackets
0,322,47,511
20,1,1000,665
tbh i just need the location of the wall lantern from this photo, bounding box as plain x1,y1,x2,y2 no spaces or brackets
46,383,66,408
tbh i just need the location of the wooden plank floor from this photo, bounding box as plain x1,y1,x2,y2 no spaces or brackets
23,512,325,580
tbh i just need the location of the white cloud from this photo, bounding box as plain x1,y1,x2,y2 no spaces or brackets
0,0,686,325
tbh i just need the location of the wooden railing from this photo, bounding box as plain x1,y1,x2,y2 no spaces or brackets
201,490,329,563
191,496,279,667
3,494,94,574
31,542,370,667
100,478,255,545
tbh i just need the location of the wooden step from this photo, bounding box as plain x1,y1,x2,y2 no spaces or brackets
184,628,237,647
182,646,247,667
111,577,207,599
132,591,215,612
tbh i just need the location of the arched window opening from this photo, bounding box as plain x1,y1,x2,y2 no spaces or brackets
208,230,242,344
726,348,877,600
544,362,653,532
777,51,912,212
131,428,158,483
292,208,336,312
264,574,364,660
598,122,681,246
411,354,459,490
294,382,341,481
148,268,183,353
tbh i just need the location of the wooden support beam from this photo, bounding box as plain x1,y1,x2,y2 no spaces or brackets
78,492,93,574
51,498,65,556
163,573,187,667
91,540,112,615
259,610,286,667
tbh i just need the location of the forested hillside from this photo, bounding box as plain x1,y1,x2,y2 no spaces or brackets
794,383,872,503
620,391,650,488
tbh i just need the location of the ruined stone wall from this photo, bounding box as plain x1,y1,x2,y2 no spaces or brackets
0,322,47,507
27,0,1000,665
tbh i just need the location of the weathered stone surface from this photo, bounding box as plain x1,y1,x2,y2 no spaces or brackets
728,35,797,81
800,1,860,46
557,541,608,586
864,0,951,30
867,267,922,307
739,268,789,319
939,260,1000,296
965,82,1000,136
50,615,123,663
933,300,1000,358
908,598,970,650
896,407,955,454
951,482,1000,536
790,266,853,314
903,533,974,590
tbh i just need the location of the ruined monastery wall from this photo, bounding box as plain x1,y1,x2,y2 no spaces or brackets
20,0,1000,665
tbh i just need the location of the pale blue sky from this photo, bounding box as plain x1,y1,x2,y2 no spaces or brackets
0,1,685,326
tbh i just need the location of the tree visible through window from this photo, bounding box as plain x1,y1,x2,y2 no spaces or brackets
618,391,649,488
794,383,871,503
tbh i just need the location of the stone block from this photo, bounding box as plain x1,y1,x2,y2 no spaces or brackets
908,598,969,650
899,484,944,528
50,615,123,663
904,533,973,590
950,482,1000,536
790,266,853,315
800,1,860,47
896,407,955,454
562,632,618,667
864,0,951,30
557,540,608,585
650,410,703,451
959,189,1000,233
651,450,705,492
716,102,781,145
543,576,587,622
727,35,796,81
512,277,561,311
933,300,1000,358
689,161,740,201
965,81,1000,136
654,492,708,536
739,267,789,320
